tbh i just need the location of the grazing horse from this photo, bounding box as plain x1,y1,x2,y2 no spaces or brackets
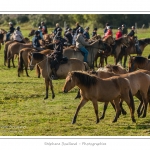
94,35,114,67
18,49,54,77
92,70,150,118
128,56,150,72
63,71,136,124
29,53,89,99
63,39,108,68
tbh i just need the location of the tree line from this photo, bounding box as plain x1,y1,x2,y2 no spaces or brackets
0,14,150,29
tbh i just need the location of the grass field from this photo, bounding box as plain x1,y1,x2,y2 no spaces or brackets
0,28,150,136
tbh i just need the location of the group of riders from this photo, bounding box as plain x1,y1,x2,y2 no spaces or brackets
4,21,139,79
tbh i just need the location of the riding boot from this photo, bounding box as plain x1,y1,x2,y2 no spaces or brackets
51,68,58,80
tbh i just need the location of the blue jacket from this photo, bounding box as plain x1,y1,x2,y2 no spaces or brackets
32,36,41,48
83,31,90,39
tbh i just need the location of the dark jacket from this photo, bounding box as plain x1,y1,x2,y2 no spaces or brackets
9,26,15,33
32,36,41,48
92,31,97,37
128,30,135,37
83,31,90,40
65,32,73,45
52,41,63,60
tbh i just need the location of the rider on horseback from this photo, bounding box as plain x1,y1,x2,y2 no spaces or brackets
75,29,91,63
13,26,25,43
50,36,63,80
6,22,15,42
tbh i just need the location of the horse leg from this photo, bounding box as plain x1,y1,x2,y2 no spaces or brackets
100,102,109,120
100,57,104,67
122,90,136,123
92,100,100,123
36,65,41,78
135,91,143,117
25,67,30,77
112,97,121,123
119,101,127,115
140,91,148,118
94,53,99,68
12,55,15,68
105,57,108,65
44,78,55,100
74,89,81,99
72,99,88,124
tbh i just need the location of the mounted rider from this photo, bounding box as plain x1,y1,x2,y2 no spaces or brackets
49,36,64,80
41,22,48,35
83,27,90,41
75,29,91,63
32,30,44,51
64,28,73,46
92,27,97,37
128,26,141,54
38,26,44,40
13,26,25,43
6,22,15,42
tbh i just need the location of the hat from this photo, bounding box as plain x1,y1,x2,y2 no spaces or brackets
85,27,89,30
38,26,42,29
107,26,110,29
106,23,109,26
94,27,97,30
118,27,121,30
131,26,135,29
9,22,12,25
41,22,44,24
67,28,72,31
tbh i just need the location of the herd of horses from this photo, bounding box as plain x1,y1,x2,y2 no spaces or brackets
1,28,150,124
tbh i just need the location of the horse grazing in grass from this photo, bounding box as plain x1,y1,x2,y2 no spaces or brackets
92,70,150,118
128,56,150,72
63,71,136,124
18,49,54,77
29,53,89,99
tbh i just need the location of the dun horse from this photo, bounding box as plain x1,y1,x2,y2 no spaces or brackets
63,71,136,124
63,39,106,68
29,53,89,99
92,70,150,118
128,56,150,72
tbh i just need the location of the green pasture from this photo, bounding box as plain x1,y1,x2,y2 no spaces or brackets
0,28,150,136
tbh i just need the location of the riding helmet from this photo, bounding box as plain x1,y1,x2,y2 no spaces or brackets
38,26,42,29
16,26,20,30
9,22,13,25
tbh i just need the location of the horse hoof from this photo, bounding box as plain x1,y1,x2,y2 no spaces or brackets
74,96,81,99
99,116,104,120
132,118,136,123
72,120,76,124
44,97,48,100
112,119,117,123
52,95,55,99
96,119,100,124
142,115,146,118
122,111,127,115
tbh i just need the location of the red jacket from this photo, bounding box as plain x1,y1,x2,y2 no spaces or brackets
104,29,113,37
116,31,122,39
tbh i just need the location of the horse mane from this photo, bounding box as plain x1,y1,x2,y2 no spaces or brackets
132,56,148,64
105,64,125,72
71,71,98,87
32,52,45,61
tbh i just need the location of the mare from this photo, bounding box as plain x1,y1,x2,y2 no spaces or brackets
63,71,136,124
7,42,32,68
113,35,130,65
119,38,150,68
63,39,108,68
128,56,150,72
98,64,128,74
29,53,89,99
94,35,114,67
18,49,53,77
92,70,150,118
4,38,30,66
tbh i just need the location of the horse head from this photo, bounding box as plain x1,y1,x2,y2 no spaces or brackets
28,29,35,37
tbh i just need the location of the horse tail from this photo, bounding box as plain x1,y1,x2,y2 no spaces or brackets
83,62,90,71
35,65,41,78
18,50,24,75
129,89,135,114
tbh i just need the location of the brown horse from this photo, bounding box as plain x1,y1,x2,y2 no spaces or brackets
29,53,89,99
4,38,30,66
94,35,114,67
128,56,150,72
28,29,35,37
118,38,150,68
98,64,128,74
63,71,136,124
7,42,32,68
18,49,54,77
92,70,150,119
63,39,109,68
